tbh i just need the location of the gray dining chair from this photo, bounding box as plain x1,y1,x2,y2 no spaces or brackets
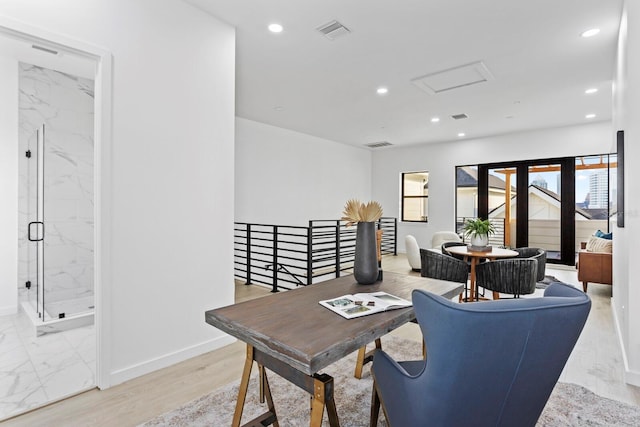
476,257,537,299
514,247,547,282
420,248,469,302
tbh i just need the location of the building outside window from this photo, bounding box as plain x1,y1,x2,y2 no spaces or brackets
401,171,429,222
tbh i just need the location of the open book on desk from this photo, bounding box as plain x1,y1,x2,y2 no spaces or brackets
319,291,412,319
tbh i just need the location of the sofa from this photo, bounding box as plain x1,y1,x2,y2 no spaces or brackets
577,235,612,292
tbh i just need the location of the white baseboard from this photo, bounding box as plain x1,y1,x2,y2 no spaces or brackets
611,297,640,387
108,334,236,387
0,304,17,316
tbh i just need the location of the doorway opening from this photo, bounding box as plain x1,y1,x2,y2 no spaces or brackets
0,20,110,420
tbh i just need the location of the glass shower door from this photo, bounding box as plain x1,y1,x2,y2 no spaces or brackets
27,124,47,320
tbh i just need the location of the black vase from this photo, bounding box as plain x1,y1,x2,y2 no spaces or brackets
354,222,379,285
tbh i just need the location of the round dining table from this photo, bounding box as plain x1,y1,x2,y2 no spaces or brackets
445,246,519,301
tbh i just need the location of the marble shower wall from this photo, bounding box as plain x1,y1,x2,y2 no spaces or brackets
18,63,94,314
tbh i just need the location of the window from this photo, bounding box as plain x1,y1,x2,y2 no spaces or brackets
401,171,429,222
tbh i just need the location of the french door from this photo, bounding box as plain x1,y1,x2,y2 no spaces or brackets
477,158,576,265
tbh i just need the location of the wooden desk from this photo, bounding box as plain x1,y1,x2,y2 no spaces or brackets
205,272,463,427
445,246,518,301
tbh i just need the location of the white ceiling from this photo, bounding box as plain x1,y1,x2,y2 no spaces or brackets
186,0,623,148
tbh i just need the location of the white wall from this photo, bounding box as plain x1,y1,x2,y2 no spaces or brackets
372,121,613,251
612,0,640,386
235,117,372,226
0,0,236,387
0,55,18,315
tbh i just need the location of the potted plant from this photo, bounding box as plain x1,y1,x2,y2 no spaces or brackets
463,218,495,248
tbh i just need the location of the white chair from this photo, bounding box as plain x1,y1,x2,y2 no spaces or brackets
405,235,421,271
431,231,462,250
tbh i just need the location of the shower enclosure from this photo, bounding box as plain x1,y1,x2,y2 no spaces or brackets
21,122,94,334
18,63,95,334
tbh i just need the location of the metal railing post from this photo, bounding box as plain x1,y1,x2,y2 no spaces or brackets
335,220,341,278
245,224,251,285
272,225,278,292
393,218,398,255
307,221,313,286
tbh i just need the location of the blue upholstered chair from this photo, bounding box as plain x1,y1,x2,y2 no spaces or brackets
371,283,591,427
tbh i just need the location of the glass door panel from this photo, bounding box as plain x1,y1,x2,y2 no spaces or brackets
487,167,516,247
455,165,478,235
575,155,614,253
527,164,562,261
26,125,46,319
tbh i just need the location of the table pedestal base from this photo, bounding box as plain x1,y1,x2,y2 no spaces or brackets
232,345,340,427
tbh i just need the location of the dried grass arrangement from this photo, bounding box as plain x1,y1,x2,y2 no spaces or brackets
341,199,383,226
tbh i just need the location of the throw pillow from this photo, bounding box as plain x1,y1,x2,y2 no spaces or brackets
586,236,613,253
595,229,613,240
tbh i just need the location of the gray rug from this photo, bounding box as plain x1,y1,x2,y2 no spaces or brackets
141,336,640,426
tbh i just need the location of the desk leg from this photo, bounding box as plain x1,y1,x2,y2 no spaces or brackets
310,373,339,427
259,365,280,427
354,338,382,379
232,346,255,427
233,345,280,427
241,346,340,427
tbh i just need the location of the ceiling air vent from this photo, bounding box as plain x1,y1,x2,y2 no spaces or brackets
365,141,393,148
451,113,468,120
411,61,494,95
317,20,351,40
32,45,59,55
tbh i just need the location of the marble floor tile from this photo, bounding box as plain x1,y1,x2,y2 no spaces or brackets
0,359,41,399
0,386,49,417
39,358,94,402
0,330,27,365
0,310,95,421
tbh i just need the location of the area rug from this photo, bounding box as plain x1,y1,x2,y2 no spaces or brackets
141,336,640,427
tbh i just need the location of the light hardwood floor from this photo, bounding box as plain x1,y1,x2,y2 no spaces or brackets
3,255,639,426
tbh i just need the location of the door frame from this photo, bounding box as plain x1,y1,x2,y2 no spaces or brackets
0,16,113,389
477,157,576,265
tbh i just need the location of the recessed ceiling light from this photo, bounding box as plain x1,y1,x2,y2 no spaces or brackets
268,23,283,33
376,87,388,95
585,113,596,119
458,132,466,137
585,88,598,94
430,117,440,123
581,28,600,38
